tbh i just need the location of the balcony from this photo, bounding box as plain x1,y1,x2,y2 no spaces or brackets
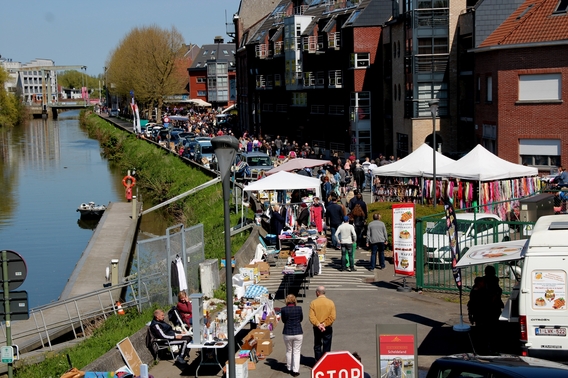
255,44,268,59
303,72,315,88
302,36,317,53
328,70,343,88
328,32,341,50
274,41,284,56
256,75,266,89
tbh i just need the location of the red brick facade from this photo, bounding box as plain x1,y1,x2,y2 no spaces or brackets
475,45,568,165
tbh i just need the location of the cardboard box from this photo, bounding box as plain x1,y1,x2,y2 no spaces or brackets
240,265,260,283
265,315,278,329
225,358,249,378
257,340,273,356
240,333,258,350
279,250,291,259
250,329,270,340
248,360,256,370
256,262,270,275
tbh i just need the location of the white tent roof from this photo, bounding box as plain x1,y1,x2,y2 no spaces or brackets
243,171,321,199
425,144,538,181
372,143,455,177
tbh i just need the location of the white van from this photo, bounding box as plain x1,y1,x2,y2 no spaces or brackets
457,214,568,359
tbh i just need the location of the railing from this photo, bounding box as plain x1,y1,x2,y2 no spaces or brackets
0,280,151,352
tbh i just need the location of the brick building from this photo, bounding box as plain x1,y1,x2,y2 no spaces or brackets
187,37,237,109
473,0,568,172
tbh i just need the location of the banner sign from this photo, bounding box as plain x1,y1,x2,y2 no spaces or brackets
392,203,416,276
376,324,417,378
443,198,462,291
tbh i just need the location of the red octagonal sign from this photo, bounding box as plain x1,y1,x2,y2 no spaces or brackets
312,351,364,378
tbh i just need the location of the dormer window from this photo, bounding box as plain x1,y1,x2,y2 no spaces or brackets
553,0,568,14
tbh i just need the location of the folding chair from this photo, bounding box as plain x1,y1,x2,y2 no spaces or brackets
146,325,190,362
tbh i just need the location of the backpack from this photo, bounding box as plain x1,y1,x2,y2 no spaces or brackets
351,203,365,218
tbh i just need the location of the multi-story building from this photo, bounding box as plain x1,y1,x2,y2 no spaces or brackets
187,37,237,109
15,59,58,103
235,0,392,158
473,0,568,172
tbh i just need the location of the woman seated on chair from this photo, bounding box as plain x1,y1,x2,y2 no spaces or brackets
177,291,192,327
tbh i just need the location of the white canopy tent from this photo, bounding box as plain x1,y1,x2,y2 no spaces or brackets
243,171,321,200
424,144,538,181
372,143,455,177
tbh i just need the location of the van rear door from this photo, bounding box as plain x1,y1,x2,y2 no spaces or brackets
519,255,568,357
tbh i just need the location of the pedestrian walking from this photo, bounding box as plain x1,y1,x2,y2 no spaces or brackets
281,294,303,377
335,216,357,271
309,286,336,363
366,213,389,270
326,196,344,250
348,190,368,248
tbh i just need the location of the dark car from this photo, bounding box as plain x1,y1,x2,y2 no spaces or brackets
426,354,568,378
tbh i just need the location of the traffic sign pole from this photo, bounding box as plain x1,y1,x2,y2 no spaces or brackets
3,250,13,378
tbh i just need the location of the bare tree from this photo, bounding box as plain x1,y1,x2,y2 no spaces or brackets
105,25,187,121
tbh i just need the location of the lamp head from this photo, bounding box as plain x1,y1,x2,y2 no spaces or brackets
212,135,239,179
428,99,439,116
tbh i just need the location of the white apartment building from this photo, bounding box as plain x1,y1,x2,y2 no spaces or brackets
1,58,58,103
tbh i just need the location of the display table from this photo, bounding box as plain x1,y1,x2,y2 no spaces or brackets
282,247,313,299
188,340,228,378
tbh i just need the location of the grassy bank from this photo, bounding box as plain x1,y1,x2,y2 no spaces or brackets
14,306,157,378
80,111,249,259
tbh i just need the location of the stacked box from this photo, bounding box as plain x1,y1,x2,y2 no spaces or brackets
239,265,260,283
225,358,249,378
257,339,273,356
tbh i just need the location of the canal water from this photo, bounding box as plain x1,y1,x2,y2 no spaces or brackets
0,110,168,308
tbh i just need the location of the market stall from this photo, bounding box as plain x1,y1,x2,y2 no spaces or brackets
371,144,455,203
243,170,322,203
423,144,540,217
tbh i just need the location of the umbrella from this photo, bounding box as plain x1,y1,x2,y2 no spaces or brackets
266,158,332,175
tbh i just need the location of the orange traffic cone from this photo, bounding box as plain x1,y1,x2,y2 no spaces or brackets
116,301,125,316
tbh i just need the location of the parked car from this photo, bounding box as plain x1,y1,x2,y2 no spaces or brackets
109,108,119,117
426,354,568,378
423,212,510,267
194,139,215,165
234,152,273,179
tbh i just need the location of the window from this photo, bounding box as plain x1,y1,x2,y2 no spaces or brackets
520,139,561,167
197,90,207,96
202,50,209,55
263,103,274,112
311,105,325,114
554,0,568,14
519,74,561,101
476,76,481,102
276,104,287,112
350,53,370,68
196,77,206,83
292,92,307,107
417,37,448,54
486,76,492,102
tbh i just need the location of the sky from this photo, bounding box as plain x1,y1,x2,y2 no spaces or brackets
0,0,241,77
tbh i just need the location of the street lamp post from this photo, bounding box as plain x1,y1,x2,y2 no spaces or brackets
211,135,239,378
428,99,439,208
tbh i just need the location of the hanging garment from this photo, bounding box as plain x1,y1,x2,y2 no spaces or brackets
171,260,179,292
176,256,188,292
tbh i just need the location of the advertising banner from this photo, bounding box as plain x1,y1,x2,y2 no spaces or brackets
376,324,417,378
443,198,462,291
392,203,415,276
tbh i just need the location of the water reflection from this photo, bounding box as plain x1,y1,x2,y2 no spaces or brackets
76,218,99,230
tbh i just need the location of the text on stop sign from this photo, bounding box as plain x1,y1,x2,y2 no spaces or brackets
315,368,362,378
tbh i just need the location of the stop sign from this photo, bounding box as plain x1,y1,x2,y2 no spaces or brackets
312,351,364,378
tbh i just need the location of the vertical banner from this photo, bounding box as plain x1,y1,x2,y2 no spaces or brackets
130,103,141,134
443,198,462,291
376,324,417,378
392,203,416,276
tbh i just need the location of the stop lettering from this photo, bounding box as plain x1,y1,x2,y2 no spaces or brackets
312,351,364,378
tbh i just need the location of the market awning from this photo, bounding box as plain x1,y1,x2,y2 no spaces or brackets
456,239,527,268
189,99,211,107
266,158,331,175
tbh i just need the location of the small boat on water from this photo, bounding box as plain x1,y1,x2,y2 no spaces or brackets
77,202,107,218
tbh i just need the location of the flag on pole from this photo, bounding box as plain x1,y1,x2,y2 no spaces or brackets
444,198,462,292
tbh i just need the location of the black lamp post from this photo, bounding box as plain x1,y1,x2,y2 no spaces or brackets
428,99,439,208
211,135,239,378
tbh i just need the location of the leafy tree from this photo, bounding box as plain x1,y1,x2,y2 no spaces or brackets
105,25,187,121
0,66,23,128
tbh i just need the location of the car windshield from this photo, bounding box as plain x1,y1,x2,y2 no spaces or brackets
247,156,271,166
201,145,214,154
428,219,470,235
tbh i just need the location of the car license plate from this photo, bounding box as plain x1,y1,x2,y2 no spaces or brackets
535,327,566,336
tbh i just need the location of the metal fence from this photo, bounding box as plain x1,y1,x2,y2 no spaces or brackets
416,213,534,295
136,223,205,308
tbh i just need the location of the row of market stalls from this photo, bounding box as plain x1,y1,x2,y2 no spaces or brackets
372,144,542,219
